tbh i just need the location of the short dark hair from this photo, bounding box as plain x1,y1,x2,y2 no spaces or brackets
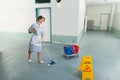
38,15,45,21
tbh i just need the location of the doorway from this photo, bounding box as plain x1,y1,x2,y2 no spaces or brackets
100,14,109,30
36,7,52,42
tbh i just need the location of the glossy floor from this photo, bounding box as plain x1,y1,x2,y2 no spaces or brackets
0,30,120,80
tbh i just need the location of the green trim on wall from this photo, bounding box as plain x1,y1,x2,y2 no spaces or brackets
112,27,120,34
52,35,77,43
52,28,84,44
111,27,120,37
107,26,112,31
93,26,112,31
93,26,100,30
0,31,31,40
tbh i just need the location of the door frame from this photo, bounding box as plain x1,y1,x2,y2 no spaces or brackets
36,7,52,43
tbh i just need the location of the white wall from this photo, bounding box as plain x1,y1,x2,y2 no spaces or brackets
78,0,86,33
52,0,79,36
112,3,120,30
87,5,111,27
78,0,86,42
108,4,115,30
0,0,79,36
0,0,86,43
0,0,53,33
0,0,36,32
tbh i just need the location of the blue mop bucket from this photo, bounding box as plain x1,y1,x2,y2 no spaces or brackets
63,45,73,55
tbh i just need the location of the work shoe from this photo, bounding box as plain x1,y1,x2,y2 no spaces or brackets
38,60,44,64
28,59,32,62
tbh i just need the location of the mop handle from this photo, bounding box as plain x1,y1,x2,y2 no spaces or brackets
43,45,52,60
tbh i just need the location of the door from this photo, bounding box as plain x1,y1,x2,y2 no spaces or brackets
100,14,109,30
36,8,51,42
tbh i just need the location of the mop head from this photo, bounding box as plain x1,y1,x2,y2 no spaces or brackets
47,60,57,67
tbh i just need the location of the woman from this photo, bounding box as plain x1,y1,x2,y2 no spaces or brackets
28,15,45,63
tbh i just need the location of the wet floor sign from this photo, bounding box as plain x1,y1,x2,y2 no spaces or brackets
78,55,94,80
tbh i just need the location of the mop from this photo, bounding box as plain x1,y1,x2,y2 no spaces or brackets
43,45,57,67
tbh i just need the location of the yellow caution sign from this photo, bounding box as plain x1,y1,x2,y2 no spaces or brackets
83,65,91,72
78,55,94,80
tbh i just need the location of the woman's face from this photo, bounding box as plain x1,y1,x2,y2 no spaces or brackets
39,18,45,23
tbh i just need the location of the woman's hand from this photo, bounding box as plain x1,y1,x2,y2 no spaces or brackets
41,41,44,45
31,29,37,33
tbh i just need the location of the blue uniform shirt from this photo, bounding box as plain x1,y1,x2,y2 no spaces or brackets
28,23,44,46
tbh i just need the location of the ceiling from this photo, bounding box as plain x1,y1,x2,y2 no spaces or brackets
86,0,120,5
